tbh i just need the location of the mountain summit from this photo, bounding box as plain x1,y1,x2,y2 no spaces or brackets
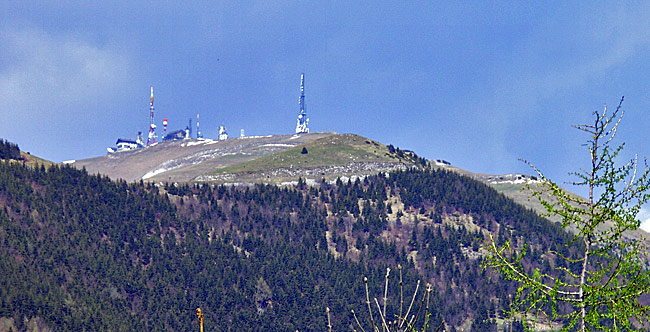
71,132,423,184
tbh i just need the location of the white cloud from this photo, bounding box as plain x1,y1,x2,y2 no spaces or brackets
459,4,650,176
0,28,133,159
0,28,130,113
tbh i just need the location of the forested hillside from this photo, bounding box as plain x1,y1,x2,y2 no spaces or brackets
0,139,21,161
0,159,573,331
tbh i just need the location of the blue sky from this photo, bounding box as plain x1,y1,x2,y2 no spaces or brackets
3,2,650,226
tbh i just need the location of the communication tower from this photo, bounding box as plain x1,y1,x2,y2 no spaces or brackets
163,118,168,138
197,112,202,138
295,73,309,134
147,86,157,145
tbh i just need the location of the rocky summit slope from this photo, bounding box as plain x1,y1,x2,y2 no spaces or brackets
71,132,332,182
71,132,420,184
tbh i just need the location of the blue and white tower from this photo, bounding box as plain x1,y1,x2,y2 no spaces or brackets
295,73,309,134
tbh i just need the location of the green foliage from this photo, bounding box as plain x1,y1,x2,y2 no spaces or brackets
485,99,650,331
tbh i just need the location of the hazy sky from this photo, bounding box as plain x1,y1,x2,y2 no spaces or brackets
3,2,650,227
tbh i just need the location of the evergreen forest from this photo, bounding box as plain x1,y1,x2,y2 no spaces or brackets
0,140,21,161
0,148,577,331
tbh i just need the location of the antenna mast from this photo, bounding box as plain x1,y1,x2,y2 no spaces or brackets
147,86,157,145
295,73,309,134
197,112,202,138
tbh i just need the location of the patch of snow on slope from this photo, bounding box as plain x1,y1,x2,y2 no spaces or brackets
182,139,217,147
142,167,172,180
241,135,272,139
142,147,253,180
142,158,188,179
262,144,295,148
142,157,197,180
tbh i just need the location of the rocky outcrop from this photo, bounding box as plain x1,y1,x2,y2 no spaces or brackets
195,161,409,183
0,317,52,332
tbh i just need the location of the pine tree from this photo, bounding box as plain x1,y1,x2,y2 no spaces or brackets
486,98,650,331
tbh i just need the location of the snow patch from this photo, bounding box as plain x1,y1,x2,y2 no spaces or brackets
62,160,75,164
261,143,295,148
142,167,171,180
142,147,252,180
289,135,301,140
182,139,216,147
142,159,190,179
241,135,272,139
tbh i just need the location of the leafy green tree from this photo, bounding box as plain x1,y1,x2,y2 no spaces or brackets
486,99,650,331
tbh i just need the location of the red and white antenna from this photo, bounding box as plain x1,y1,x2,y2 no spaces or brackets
163,117,168,139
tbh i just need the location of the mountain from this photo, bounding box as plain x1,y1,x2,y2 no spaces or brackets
69,132,562,224
26,132,650,245
70,133,423,184
3,136,646,331
1,150,576,331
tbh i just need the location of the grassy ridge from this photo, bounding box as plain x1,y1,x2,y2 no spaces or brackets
214,134,404,174
21,151,55,168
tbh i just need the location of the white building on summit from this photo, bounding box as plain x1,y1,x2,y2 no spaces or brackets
107,132,145,153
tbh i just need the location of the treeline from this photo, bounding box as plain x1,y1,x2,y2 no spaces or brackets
0,162,571,331
0,139,21,161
